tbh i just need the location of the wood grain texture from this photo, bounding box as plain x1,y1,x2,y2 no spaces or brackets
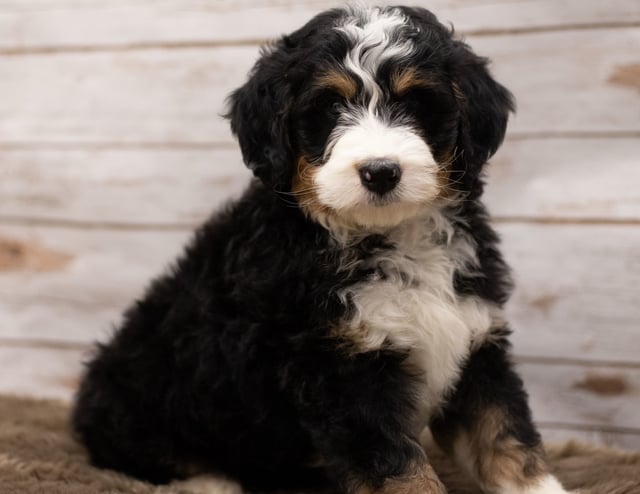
0,346,86,401
485,138,640,221
502,223,640,364
471,28,640,136
1,29,638,145
520,362,640,430
2,138,639,226
0,225,191,343
0,222,638,366
0,148,252,226
539,427,640,452
1,0,638,52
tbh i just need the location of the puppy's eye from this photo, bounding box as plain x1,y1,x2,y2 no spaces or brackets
396,84,459,156
312,90,345,112
296,89,345,161
400,86,437,103
400,86,453,116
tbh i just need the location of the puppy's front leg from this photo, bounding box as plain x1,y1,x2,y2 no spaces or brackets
431,333,569,494
298,349,447,494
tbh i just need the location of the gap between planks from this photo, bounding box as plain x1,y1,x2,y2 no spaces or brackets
516,355,640,370
1,21,639,57
0,338,88,351
1,132,639,151
0,141,239,151
538,422,640,437
1,215,639,232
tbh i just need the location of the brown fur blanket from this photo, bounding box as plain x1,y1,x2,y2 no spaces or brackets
1,395,639,494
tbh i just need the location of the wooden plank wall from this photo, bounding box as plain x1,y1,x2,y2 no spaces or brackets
1,1,639,450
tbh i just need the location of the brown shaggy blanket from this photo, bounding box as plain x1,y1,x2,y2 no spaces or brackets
1,395,639,494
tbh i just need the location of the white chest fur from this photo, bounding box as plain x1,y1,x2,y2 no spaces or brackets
339,211,499,418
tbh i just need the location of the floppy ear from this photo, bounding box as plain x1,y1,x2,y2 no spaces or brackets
226,42,295,190
450,41,515,185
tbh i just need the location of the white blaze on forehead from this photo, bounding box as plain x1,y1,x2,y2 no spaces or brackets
336,7,414,110
309,7,438,231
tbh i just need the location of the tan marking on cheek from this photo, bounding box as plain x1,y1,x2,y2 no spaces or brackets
438,82,467,200
436,150,456,200
316,71,357,99
391,67,437,96
291,157,333,224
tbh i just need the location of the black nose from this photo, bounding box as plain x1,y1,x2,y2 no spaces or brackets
358,159,402,195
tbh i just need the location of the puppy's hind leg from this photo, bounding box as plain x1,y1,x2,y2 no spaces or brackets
72,360,183,484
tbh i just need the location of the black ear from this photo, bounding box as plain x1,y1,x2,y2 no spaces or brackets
450,41,515,184
226,42,295,190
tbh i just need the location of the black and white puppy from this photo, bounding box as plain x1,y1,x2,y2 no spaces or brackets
73,5,570,494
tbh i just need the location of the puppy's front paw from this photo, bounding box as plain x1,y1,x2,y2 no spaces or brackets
502,474,570,494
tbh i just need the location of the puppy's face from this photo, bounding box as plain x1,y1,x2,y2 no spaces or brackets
292,11,459,229
228,6,514,233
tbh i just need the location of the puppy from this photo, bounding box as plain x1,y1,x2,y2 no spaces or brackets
73,5,570,494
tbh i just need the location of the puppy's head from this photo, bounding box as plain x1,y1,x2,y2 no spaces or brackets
227,6,514,232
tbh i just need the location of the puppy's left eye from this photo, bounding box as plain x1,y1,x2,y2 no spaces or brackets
395,85,458,154
312,90,345,113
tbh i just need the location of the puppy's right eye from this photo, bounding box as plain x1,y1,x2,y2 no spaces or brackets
296,90,345,161
400,86,448,111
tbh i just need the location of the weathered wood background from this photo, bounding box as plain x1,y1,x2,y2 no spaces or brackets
1,1,639,450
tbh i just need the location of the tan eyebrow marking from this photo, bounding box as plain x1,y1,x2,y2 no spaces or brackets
315,71,358,99
391,67,437,95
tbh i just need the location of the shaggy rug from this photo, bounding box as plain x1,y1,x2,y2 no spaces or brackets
1,395,639,494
